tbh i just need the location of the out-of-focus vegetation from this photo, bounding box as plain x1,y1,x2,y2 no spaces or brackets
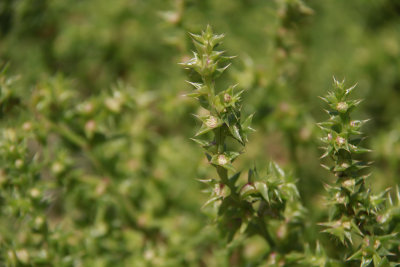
0,0,399,266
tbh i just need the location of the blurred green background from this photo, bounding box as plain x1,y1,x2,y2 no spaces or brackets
0,0,399,266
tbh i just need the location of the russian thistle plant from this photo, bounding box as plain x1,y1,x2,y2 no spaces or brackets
319,78,399,266
181,26,308,265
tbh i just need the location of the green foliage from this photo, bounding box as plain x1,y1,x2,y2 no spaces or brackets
0,0,399,266
181,28,307,259
0,70,217,266
318,79,399,266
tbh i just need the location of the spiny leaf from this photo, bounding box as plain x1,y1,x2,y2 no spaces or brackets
255,181,269,203
229,124,243,144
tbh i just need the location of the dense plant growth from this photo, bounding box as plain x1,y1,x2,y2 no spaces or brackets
318,79,400,266
181,26,307,265
0,0,399,266
182,27,400,267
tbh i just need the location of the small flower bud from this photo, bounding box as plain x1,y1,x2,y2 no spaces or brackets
327,133,333,140
16,249,29,264
299,127,311,141
34,216,45,228
342,179,354,187
279,102,290,113
205,116,218,128
30,188,41,198
22,122,32,131
217,154,228,165
105,98,122,113
96,178,110,196
224,93,231,103
7,250,15,262
341,162,350,169
15,159,23,169
336,102,348,113
374,240,381,249
376,214,388,224
336,136,346,146
268,252,277,264
335,192,345,203
144,249,155,260
85,102,94,112
4,129,16,142
163,11,180,24
214,183,225,196
342,221,351,229
37,250,48,260
52,162,64,174
138,214,148,227
276,224,287,239
85,120,96,136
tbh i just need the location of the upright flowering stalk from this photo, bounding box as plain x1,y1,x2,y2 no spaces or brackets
181,25,252,194
319,78,398,266
181,26,308,265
